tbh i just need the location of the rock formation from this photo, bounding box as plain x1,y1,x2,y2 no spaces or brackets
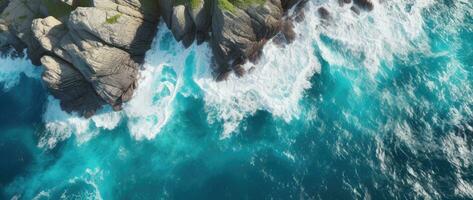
0,0,373,116
1,0,159,116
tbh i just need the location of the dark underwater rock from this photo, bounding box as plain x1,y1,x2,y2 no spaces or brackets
354,0,374,11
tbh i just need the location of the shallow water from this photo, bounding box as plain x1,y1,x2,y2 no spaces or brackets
1,0,472,199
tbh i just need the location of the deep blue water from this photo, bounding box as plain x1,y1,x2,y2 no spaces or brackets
1,0,472,199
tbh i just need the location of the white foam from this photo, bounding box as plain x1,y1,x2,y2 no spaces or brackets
0,54,40,90
194,7,321,138
40,97,121,149
40,24,209,143
124,27,199,140
314,0,433,74
32,168,104,200
39,0,439,143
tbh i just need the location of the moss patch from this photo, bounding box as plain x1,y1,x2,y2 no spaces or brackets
218,0,266,12
218,0,236,12
105,14,121,24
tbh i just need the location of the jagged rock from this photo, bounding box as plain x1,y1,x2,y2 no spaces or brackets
29,2,158,115
233,64,246,77
188,0,211,45
211,0,283,71
68,7,157,56
41,55,104,117
32,17,67,52
1,0,44,64
56,28,140,107
92,0,160,22
1,0,314,116
292,0,307,23
0,19,26,56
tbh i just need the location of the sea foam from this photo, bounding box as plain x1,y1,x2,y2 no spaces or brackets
0,54,40,91
34,0,439,146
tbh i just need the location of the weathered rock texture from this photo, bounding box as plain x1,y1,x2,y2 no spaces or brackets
1,0,159,116
0,0,373,116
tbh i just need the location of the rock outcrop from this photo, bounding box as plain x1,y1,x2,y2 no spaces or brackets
1,0,373,116
1,0,159,115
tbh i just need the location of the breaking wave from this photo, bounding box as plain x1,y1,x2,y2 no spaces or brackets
1,0,473,199
0,54,40,91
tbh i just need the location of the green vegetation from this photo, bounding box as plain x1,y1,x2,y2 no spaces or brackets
105,14,121,24
42,0,75,18
218,0,236,12
218,0,266,12
174,0,203,9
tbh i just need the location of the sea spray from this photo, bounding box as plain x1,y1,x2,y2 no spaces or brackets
194,12,320,137
40,16,321,143
40,0,440,145
0,54,40,91
1,0,473,199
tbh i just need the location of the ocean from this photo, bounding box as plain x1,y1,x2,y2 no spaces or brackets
0,0,472,199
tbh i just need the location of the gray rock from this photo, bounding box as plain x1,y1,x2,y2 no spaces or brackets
171,5,195,47
41,55,105,117
68,7,157,56
1,0,45,64
1,0,315,116
281,20,296,43
28,2,158,115
158,0,174,27
211,0,283,71
188,0,211,33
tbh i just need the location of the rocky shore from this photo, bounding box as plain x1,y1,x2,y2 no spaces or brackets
0,0,373,116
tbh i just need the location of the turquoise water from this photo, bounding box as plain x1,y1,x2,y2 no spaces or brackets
1,0,473,199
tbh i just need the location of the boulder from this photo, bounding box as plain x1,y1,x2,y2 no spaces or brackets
1,0,45,64
1,0,315,116
187,0,211,33
171,5,195,47
68,7,157,56
41,55,104,117
211,0,283,71
27,2,159,115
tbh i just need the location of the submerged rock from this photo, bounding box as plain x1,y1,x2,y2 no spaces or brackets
351,6,361,15
354,0,374,11
318,7,331,20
